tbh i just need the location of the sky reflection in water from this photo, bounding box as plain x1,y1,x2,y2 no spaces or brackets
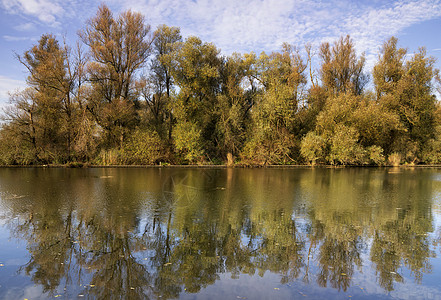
0,167,440,299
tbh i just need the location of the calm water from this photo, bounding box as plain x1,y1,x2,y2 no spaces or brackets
0,167,441,299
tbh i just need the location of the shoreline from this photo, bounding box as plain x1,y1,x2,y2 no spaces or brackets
1,164,441,169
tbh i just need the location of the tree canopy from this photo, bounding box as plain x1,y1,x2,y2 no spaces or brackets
1,5,440,166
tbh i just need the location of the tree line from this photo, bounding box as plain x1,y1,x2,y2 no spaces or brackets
1,4,440,166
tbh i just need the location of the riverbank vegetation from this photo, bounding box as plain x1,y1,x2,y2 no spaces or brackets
1,4,440,166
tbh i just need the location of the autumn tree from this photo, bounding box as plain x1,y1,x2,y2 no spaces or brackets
137,25,182,139
19,34,65,160
373,37,407,99
0,33,93,165
0,88,39,164
320,35,368,96
67,42,98,161
374,37,438,161
243,44,307,164
215,53,255,163
1,6,441,167
169,36,222,162
80,4,153,148
11,34,84,163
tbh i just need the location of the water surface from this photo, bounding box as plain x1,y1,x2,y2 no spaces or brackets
0,167,440,299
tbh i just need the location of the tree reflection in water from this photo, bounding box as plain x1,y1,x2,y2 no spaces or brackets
0,168,439,298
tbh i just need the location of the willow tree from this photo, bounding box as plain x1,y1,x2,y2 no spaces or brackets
320,35,368,96
243,44,307,164
215,53,255,163
12,34,79,162
373,37,407,100
373,37,438,161
169,36,222,162
80,4,153,148
0,88,38,164
138,25,182,138
300,36,390,165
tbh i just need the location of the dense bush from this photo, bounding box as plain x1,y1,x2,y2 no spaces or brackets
172,121,204,163
300,132,326,165
122,129,168,165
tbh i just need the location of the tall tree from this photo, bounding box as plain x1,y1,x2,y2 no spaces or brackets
215,53,255,162
320,35,368,96
373,37,407,100
169,36,222,162
242,45,307,164
138,25,182,138
374,37,438,160
15,34,77,162
1,35,91,164
79,4,153,147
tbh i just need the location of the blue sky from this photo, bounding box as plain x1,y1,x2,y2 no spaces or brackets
1,0,441,108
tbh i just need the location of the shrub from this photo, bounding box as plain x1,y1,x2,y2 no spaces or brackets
300,132,326,165
122,129,167,165
421,138,441,164
172,121,204,163
329,125,362,165
241,129,296,165
96,148,121,165
388,152,401,166
367,145,385,166
0,128,37,165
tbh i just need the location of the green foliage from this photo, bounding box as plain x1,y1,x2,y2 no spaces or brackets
242,45,306,165
374,38,438,161
1,6,440,166
172,121,204,163
242,128,296,165
168,36,222,157
422,139,441,164
421,126,441,164
300,132,326,165
95,149,122,165
314,92,401,164
215,94,246,157
121,129,168,165
329,125,364,165
351,97,402,151
139,24,182,139
367,145,385,166
316,93,359,135
215,53,254,159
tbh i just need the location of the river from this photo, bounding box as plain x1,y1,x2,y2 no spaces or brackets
0,167,440,299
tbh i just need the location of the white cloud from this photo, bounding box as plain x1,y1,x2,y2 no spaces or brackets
13,22,36,31
3,35,34,42
0,75,26,106
2,0,440,87
109,0,441,69
341,0,441,70
1,0,65,26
